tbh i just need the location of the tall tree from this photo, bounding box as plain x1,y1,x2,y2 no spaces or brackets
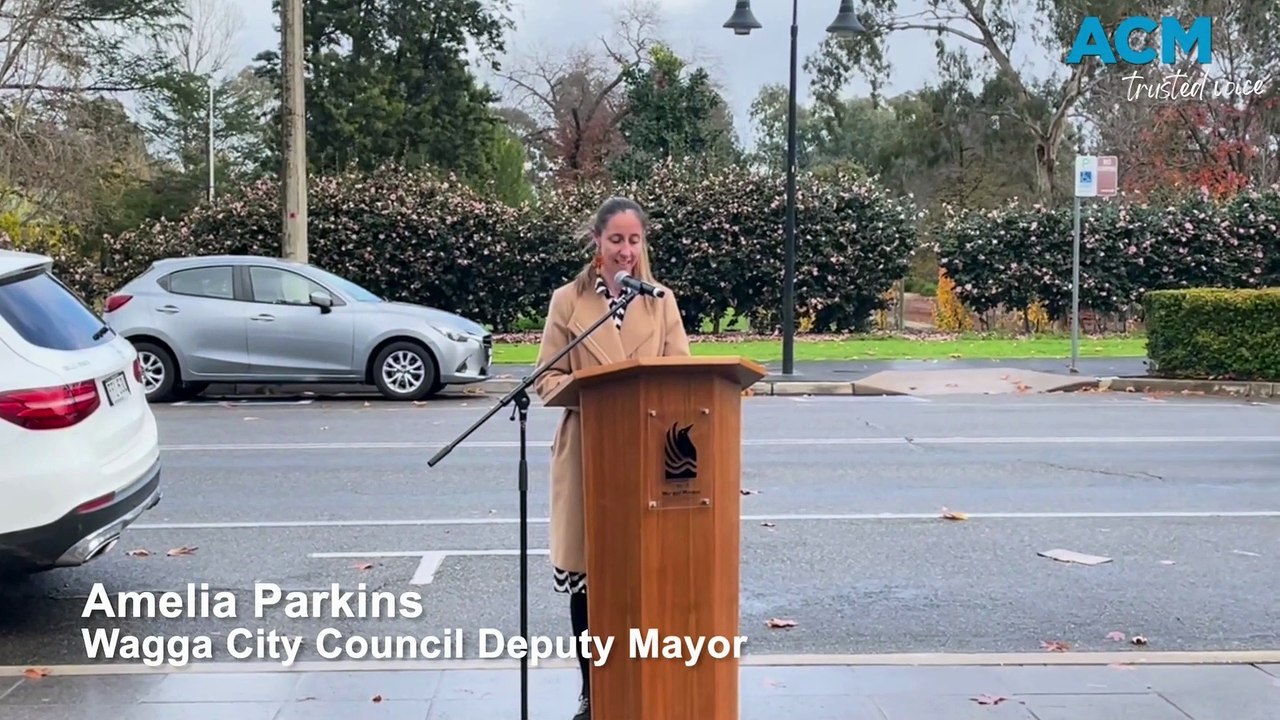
1080,0,1280,197
252,0,514,179
805,0,1137,202
137,0,270,191
608,44,740,183
0,0,183,95
1,0,183,225
496,0,661,186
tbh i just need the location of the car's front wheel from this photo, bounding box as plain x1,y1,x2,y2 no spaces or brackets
372,341,439,401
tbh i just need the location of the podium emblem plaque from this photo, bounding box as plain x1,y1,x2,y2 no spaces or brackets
649,411,711,509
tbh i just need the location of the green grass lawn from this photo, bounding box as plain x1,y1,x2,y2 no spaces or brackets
490,334,1148,365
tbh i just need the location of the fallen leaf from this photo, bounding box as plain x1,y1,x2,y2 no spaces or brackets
354,562,374,571
765,618,796,629
1041,640,1071,652
372,694,383,702
23,667,49,679
971,694,1007,705
1105,631,1126,642
949,353,962,358
1131,635,1148,646
760,521,775,528
741,489,759,495
940,507,968,521
126,549,151,557
166,546,198,556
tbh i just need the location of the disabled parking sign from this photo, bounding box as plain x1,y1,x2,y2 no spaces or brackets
1075,156,1097,197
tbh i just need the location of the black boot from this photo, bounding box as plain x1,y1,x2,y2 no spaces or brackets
572,692,591,720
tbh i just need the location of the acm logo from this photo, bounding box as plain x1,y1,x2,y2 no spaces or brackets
1065,16,1213,66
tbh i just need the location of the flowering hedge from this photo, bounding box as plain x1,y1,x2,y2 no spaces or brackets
90,158,920,334
933,187,1280,322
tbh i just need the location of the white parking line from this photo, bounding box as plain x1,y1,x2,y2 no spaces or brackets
132,510,1280,531
309,549,552,584
157,435,1280,451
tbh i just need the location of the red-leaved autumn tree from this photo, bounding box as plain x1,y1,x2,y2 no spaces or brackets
1127,97,1279,200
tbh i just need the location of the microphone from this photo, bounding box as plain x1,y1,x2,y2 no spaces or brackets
615,271,665,298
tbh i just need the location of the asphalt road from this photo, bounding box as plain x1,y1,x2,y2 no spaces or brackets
1,391,1277,668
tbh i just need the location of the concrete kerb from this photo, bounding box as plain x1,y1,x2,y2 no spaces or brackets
208,377,1279,400
4,650,1280,676
1096,377,1277,399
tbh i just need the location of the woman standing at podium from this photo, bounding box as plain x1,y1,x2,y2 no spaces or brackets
532,196,691,720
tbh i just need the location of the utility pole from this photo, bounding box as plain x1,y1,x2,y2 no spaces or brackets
280,0,308,262
207,81,215,202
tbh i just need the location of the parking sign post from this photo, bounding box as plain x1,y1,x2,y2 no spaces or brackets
1069,155,1117,374
1071,157,1095,374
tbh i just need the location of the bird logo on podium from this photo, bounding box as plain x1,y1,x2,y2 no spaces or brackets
663,422,698,481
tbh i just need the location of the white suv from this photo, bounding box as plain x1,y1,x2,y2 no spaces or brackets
0,249,162,576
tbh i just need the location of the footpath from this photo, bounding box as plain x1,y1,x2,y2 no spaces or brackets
1,657,1278,718
205,357,1280,400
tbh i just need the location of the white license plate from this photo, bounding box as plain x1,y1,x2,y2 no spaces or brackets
104,371,131,405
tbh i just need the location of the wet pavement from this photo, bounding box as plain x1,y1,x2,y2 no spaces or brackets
1,663,1277,719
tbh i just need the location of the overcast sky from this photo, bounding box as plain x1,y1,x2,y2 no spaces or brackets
220,0,977,149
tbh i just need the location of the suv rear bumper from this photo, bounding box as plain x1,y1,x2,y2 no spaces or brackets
0,460,161,574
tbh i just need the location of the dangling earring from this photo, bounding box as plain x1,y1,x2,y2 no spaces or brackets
591,252,603,270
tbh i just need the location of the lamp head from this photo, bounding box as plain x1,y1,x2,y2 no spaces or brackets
827,0,867,36
723,0,762,35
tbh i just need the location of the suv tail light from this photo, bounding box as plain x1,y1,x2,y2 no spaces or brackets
132,356,143,383
104,294,132,312
0,381,101,430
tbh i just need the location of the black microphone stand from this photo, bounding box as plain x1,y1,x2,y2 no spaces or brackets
428,284,642,720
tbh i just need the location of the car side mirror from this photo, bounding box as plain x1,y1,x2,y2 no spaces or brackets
310,291,333,313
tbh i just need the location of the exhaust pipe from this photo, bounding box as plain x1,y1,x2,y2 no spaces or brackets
84,534,120,562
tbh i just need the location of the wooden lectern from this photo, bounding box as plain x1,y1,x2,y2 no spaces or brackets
544,356,767,720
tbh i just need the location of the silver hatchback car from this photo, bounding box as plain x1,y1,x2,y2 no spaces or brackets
102,255,493,402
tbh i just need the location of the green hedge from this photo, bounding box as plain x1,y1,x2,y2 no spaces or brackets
1143,288,1280,381
935,188,1280,322
92,158,920,334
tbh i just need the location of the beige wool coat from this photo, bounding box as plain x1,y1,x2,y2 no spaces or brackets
532,273,691,574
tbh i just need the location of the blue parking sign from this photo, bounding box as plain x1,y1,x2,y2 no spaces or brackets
1075,156,1098,197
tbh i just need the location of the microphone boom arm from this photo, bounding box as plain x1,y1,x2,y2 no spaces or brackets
427,284,642,720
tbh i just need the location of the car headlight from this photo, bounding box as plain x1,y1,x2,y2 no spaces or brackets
434,326,472,343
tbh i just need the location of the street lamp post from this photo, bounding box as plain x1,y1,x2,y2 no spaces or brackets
724,0,865,376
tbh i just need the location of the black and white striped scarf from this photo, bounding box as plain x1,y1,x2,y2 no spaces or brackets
595,275,626,329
